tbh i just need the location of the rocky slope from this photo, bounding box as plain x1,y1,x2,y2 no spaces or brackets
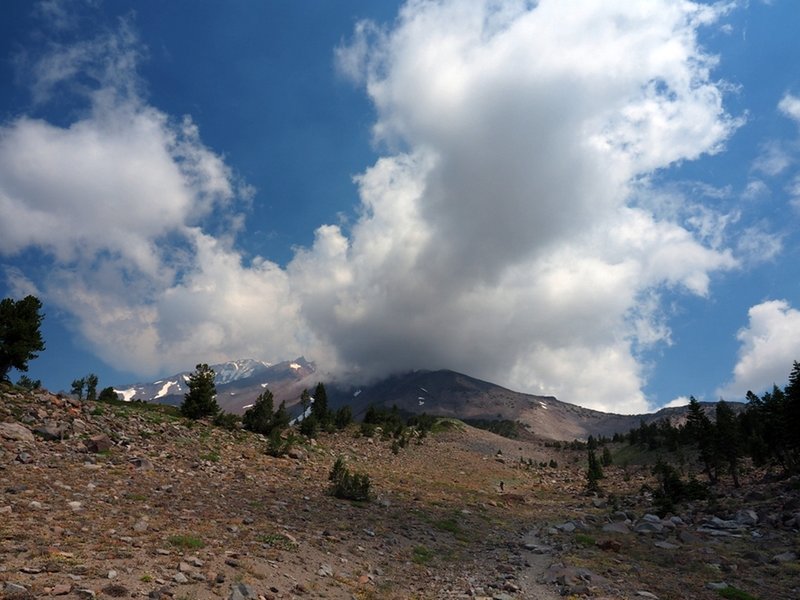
1,383,797,600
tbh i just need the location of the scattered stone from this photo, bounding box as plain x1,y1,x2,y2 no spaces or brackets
317,563,333,577
68,501,83,512
596,539,622,552
0,422,35,442
654,541,679,550
75,589,96,599
20,565,42,573
34,423,67,441
229,583,256,599
16,452,33,464
85,434,113,453
707,582,729,590
602,522,631,534
772,551,798,563
129,457,154,470
635,592,659,599
172,572,188,584
101,584,129,597
107,569,117,579
133,518,149,532
52,583,72,595
287,447,306,460
3,582,28,595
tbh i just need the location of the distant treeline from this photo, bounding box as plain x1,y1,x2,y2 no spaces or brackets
625,361,800,484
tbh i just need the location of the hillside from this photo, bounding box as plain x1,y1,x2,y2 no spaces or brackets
1,383,798,600
325,369,732,441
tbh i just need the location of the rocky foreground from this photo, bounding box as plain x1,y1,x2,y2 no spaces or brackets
0,385,798,600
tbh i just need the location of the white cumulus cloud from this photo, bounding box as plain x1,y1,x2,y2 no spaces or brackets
1,0,748,413
718,300,800,399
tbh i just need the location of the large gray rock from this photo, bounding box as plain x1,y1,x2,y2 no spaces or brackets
0,422,35,442
602,522,631,534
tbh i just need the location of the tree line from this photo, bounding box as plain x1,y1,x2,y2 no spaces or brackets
625,361,800,484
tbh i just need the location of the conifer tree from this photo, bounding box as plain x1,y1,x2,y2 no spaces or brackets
686,396,719,483
85,373,99,402
311,382,330,424
180,364,219,419
0,295,45,381
242,390,275,435
714,400,741,487
586,448,603,492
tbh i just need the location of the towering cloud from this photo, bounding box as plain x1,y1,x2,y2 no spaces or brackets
1,1,747,412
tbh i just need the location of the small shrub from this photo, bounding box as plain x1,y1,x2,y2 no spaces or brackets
299,414,318,438
412,545,434,565
329,456,372,501
266,429,290,457
213,411,240,431
718,587,758,600
167,535,204,549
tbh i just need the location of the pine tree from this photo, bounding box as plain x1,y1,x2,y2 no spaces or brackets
686,396,719,483
242,390,275,435
71,377,86,400
0,295,45,381
180,364,219,419
311,382,330,424
714,400,741,487
586,448,603,492
85,373,99,402
784,361,800,472
299,388,311,421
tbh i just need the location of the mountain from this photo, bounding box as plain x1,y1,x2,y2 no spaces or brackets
114,357,316,414
325,369,735,441
117,361,735,440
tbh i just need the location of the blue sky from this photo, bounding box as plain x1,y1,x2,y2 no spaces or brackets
2,0,800,414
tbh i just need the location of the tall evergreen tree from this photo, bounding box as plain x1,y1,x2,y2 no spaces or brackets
784,361,800,472
686,396,719,483
242,390,275,435
0,295,45,381
71,377,86,400
85,373,99,402
311,382,330,424
180,364,219,419
586,448,603,492
714,400,741,487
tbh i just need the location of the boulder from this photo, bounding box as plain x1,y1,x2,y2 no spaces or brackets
0,422,35,442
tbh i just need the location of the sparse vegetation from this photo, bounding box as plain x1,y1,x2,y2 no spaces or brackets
167,534,204,549
329,456,372,501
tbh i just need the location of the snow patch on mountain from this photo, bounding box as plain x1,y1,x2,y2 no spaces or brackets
154,381,178,399
115,388,136,402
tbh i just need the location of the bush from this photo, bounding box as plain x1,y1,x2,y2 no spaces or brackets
213,411,241,431
299,414,318,438
266,429,292,457
329,456,371,501
334,405,353,429
652,460,710,516
98,386,118,403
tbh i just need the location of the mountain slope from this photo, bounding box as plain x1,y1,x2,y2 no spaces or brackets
326,369,734,440
118,361,735,440
114,357,316,414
